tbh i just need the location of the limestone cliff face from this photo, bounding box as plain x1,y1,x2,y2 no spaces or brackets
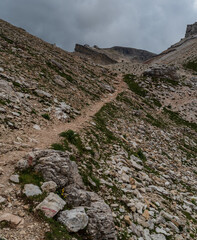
185,22,197,38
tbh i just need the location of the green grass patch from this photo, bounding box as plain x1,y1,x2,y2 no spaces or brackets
45,219,73,240
116,93,134,107
144,165,160,175
59,130,86,154
80,171,101,192
51,143,65,151
124,74,147,97
107,184,123,198
31,109,37,114
182,211,197,223
78,85,100,100
94,115,116,143
42,113,50,120
136,149,147,162
46,61,74,83
0,221,11,229
183,60,197,72
164,108,197,131
151,76,179,86
179,141,197,159
163,78,179,86
0,99,6,105
146,113,165,128
12,81,21,87
118,230,130,240
19,169,44,187
94,103,117,143
0,33,14,44
152,98,162,107
25,192,47,204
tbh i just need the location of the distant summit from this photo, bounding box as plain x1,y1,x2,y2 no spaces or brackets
185,22,197,38
74,44,156,65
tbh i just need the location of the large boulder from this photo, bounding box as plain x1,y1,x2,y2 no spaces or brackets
86,201,117,240
63,186,117,240
143,65,178,81
17,150,117,239
64,186,100,207
58,207,89,232
17,150,84,189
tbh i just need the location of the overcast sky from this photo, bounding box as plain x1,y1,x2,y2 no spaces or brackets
0,0,197,53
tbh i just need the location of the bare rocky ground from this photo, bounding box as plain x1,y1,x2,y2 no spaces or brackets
0,19,197,240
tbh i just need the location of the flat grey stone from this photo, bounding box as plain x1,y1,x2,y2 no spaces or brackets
10,174,20,183
23,184,42,197
58,207,88,232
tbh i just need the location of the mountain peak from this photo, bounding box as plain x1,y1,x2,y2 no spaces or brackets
185,21,197,38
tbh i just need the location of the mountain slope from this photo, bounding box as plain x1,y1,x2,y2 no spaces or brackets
0,19,196,240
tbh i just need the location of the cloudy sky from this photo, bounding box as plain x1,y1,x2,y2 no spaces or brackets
0,0,197,53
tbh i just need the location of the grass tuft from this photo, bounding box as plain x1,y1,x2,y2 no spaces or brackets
164,108,197,131
51,143,65,151
59,130,85,154
42,113,50,120
124,74,147,97
183,60,197,72
19,169,44,187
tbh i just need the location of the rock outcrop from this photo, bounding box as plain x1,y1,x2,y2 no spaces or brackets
75,44,156,65
17,150,84,189
143,64,178,80
62,186,117,239
75,44,117,65
17,150,117,239
185,22,197,38
111,46,156,62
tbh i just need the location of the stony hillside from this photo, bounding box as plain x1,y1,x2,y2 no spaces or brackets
74,44,156,65
0,19,118,151
0,19,197,240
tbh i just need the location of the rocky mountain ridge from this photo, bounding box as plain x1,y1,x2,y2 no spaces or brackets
74,44,156,65
0,19,196,240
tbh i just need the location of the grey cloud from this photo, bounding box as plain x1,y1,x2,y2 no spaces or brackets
0,0,197,53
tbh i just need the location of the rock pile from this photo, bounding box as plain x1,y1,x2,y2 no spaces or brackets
17,150,117,239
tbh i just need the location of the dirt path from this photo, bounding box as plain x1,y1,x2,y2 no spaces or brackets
0,74,126,187
0,74,127,239
27,75,126,149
